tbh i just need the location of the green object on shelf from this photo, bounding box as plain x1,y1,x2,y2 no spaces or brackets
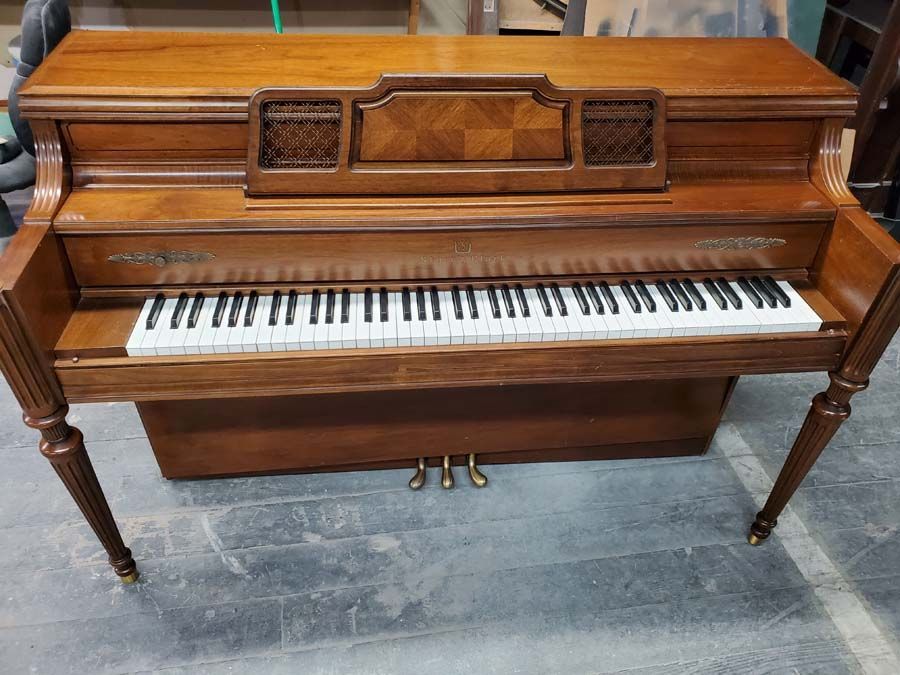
270,0,283,33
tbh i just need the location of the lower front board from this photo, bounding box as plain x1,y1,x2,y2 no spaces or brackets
137,377,735,479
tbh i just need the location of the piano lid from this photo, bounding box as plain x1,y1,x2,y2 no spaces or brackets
20,31,854,102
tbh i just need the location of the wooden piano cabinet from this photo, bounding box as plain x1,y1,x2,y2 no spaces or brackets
0,221,138,583
749,211,900,544
136,378,736,479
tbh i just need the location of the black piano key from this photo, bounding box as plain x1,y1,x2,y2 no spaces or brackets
146,293,166,330
341,289,350,324
550,283,567,316
620,281,641,313
430,287,441,320
634,280,657,313
585,282,605,315
466,285,479,319
763,276,791,308
750,276,778,308
364,288,373,323
309,289,320,325
243,291,259,327
717,279,743,310
655,281,679,312
402,287,412,321
703,279,727,310
324,289,335,324
536,284,553,317
572,283,590,315
487,285,502,319
598,281,619,314
515,284,530,317
211,292,228,328
501,285,515,318
737,277,763,309
380,288,389,322
451,286,464,320
268,291,282,327
681,279,706,311
286,290,298,326
187,293,205,329
228,292,244,327
668,279,692,311
416,287,427,321
171,292,189,329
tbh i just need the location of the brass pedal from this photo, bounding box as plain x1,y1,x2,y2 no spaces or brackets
467,453,488,488
441,455,454,489
408,457,427,490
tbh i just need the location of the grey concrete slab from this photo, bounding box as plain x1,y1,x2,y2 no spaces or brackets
154,589,850,675
0,598,282,675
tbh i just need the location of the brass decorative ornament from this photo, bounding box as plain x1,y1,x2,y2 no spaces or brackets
107,251,216,267
693,237,787,251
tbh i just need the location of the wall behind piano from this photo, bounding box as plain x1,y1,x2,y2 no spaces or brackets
65,0,466,34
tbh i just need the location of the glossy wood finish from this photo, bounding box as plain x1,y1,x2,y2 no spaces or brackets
139,378,733,478
20,33,855,100
1,32,899,581
247,77,667,195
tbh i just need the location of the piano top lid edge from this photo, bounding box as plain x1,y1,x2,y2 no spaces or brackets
19,31,856,106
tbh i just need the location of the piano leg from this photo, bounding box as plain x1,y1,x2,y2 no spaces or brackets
749,373,866,544
25,406,139,583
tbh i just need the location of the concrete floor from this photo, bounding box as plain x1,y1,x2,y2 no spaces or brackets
0,332,898,673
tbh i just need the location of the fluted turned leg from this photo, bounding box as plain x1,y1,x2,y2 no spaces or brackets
26,406,138,582
749,373,866,545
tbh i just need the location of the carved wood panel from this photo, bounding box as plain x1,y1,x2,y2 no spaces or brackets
357,93,566,163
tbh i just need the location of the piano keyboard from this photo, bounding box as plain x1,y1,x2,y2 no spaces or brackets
125,277,823,357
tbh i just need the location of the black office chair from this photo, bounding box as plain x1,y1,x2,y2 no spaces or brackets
0,0,70,237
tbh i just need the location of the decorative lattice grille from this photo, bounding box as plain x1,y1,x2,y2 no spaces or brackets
582,100,655,167
259,100,342,169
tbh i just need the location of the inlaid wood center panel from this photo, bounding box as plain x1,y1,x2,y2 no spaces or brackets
356,93,567,163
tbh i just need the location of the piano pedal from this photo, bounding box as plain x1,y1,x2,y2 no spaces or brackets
467,453,488,488
441,455,455,489
408,457,427,490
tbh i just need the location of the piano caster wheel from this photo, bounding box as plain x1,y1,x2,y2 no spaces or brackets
441,455,455,489
119,570,140,584
409,457,427,490
467,453,487,488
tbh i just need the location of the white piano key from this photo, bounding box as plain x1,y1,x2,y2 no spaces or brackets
444,291,466,345
152,299,180,356
252,296,274,352
603,287,630,339
342,293,359,349
312,293,331,349
479,290,505,344
395,293,412,347
298,294,317,351
369,294,386,348
496,290,518,344
240,295,266,353
526,289,555,342
355,292,372,348
326,295,344,349
270,294,289,352
433,292,452,346
197,297,223,354
183,297,213,355
721,281,763,334
470,291,492,344
562,287,595,340
520,291,544,342
382,293,399,347
126,298,155,357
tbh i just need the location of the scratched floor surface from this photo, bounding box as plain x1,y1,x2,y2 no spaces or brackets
0,328,898,674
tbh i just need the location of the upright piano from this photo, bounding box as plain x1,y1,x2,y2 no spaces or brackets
1,32,898,583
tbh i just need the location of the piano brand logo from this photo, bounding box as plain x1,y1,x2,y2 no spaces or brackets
419,240,506,266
